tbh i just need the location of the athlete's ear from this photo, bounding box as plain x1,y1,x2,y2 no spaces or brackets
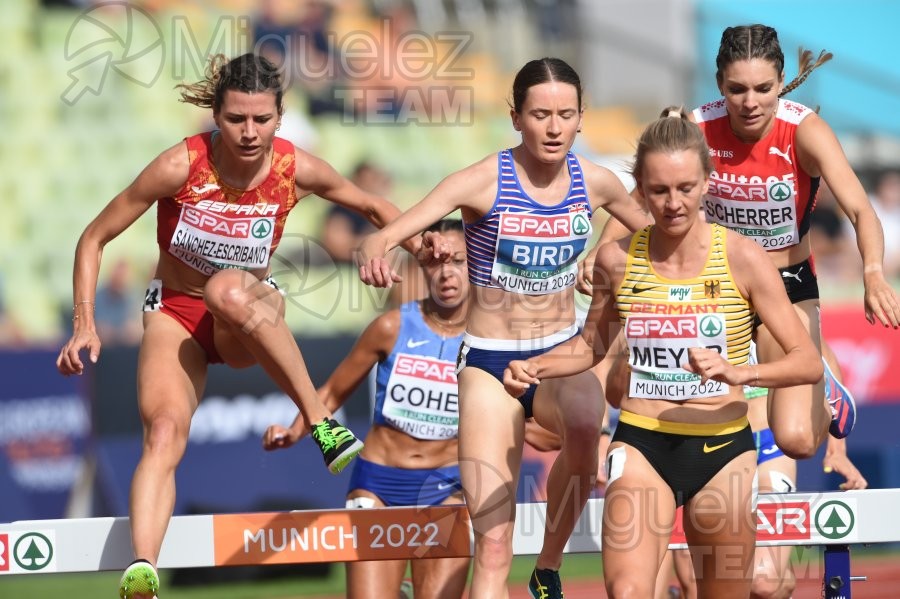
702,176,710,196
510,109,521,131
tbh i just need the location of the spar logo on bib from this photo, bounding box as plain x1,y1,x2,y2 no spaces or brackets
769,182,792,202
626,315,697,338
572,213,590,235
699,315,723,338
394,355,457,383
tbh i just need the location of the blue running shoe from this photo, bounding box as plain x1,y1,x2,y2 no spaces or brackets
824,357,856,439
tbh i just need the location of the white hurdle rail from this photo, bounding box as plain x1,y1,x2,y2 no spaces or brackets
0,489,892,597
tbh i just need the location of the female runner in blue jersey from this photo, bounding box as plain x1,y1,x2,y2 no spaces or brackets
505,109,823,598
264,219,471,599
357,58,651,599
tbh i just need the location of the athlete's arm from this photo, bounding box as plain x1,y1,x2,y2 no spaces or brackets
796,114,900,327
505,240,625,395
581,159,650,234
293,149,421,255
725,232,823,387
576,163,648,295
358,156,494,288
57,142,189,376
262,309,399,450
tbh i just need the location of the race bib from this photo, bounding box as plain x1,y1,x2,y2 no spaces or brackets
625,313,729,400
490,209,592,295
383,354,459,440
704,174,798,249
168,203,276,275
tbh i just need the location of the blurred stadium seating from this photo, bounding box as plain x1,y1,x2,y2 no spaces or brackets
1,0,648,342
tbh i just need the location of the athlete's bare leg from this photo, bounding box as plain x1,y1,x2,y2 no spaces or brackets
531,370,604,570
130,312,207,567
759,299,829,458
458,368,525,598
205,269,330,423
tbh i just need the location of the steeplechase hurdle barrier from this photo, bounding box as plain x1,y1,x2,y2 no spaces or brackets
1,489,890,598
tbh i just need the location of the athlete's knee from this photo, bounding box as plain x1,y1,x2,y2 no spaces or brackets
750,562,795,599
750,579,790,599
772,424,817,460
203,270,253,319
473,534,513,573
561,417,601,466
142,413,189,460
606,576,652,599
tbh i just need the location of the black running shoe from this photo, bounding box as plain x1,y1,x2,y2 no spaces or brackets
528,567,564,599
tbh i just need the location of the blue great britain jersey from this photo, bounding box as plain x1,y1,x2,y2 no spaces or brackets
464,149,593,295
373,302,464,441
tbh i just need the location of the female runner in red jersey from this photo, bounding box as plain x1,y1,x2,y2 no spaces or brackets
56,53,421,599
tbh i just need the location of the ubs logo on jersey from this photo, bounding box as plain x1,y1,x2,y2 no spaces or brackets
704,280,721,299
709,148,734,158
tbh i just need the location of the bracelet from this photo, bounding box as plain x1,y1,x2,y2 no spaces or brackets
73,300,95,322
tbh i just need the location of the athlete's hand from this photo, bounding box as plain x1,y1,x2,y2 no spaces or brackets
596,433,611,488
683,347,736,385
417,231,452,267
576,250,597,296
504,360,539,398
863,270,900,328
56,330,101,376
824,445,868,490
357,234,402,288
262,423,304,451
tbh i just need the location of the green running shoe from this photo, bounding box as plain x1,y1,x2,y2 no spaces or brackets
312,418,363,474
119,559,159,599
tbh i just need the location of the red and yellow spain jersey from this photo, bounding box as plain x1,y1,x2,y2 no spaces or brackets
157,132,297,276
693,98,820,252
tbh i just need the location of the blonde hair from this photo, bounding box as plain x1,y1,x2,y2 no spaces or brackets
631,106,713,183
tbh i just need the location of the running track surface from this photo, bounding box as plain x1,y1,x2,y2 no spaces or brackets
303,555,900,598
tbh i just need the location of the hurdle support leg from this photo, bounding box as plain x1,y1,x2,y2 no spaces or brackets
823,544,851,598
